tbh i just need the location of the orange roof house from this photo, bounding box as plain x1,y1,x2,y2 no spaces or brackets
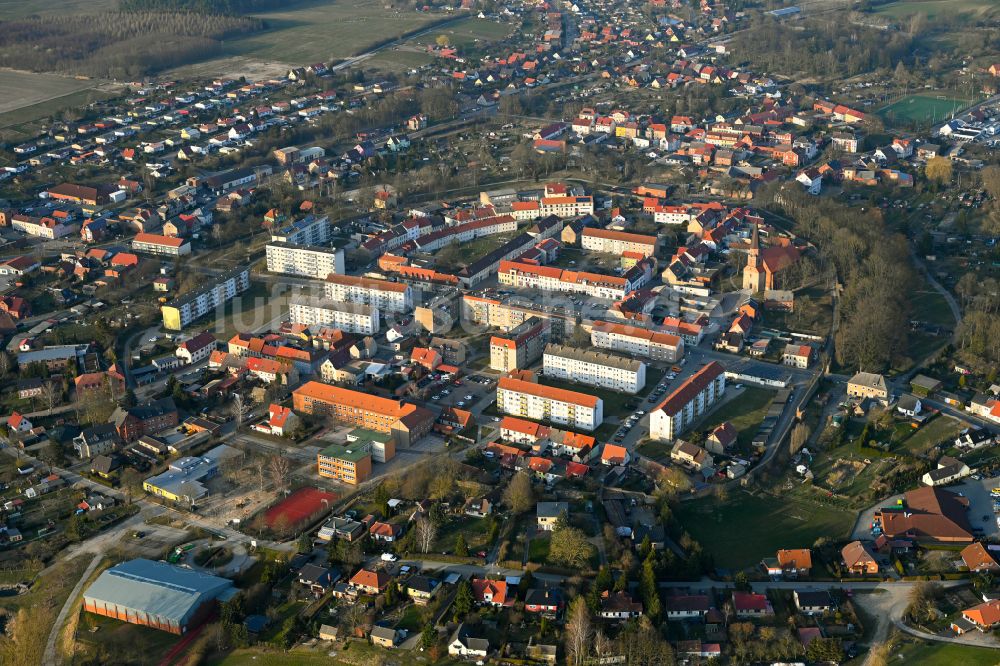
776,549,813,574
961,543,1000,572
350,568,391,594
601,443,629,466
471,578,512,607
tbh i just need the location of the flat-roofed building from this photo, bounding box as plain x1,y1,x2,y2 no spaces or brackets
269,214,330,245
161,266,250,330
288,298,379,335
490,317,550,372
543,343,646,394
324,274,412,313
497,376,603,431
590,320,684,362
292,382,434,446
317,443,373,484
649,362,725,441
266,241,344,279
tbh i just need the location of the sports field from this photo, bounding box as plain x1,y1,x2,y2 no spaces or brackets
879,94,973,125
676,490,856,570
263,487,337,530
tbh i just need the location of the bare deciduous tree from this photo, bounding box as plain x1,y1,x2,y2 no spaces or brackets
269,454,289,492
564,597,592,666
415,517,437,554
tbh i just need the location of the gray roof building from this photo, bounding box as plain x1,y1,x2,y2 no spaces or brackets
83,559,236,634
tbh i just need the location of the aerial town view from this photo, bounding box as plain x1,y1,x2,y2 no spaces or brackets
0,0,1000,664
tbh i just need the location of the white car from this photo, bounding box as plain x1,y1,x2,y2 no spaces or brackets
381,553,398,562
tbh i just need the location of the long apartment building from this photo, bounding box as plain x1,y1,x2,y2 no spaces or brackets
133,232,192,257
292,382,434,446
542,343,646,394
649,362,726,441
288,298,379,335
490,317,550,372
496,375,603,431
590,320,684,363
265,241,344,279
581,228,659,257
161,266,250,331
498,260,646,300
462,294,577,339
269,214,330,245
324,274,412,313
510,196,595,221
412,215,517,253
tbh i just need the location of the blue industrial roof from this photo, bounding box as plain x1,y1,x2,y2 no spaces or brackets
83,559,235,627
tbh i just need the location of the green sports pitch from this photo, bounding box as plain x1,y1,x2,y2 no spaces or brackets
879,94,973,125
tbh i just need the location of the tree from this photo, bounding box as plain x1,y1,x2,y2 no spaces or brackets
806,637,844,663
415,517,437,554
789,422,811,456
564,597,592,666
503,470,534,514
231,393,249,430
251,455,267,492
268,454,289,492
865,641,890,666
548,525,594,568
454,533,469,557
435,34,449,47
925,157,953,185
453,580,473,619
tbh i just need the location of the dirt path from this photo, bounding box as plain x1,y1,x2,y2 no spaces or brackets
42,553,102,666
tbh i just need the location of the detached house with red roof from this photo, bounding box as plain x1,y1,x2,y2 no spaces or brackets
349,568,391,595
7,412,32,433
471,578,513,607
175,332,218,365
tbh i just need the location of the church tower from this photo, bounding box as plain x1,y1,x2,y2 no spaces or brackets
742,223,765,293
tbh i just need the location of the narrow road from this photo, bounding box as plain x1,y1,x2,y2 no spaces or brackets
42,553,102,666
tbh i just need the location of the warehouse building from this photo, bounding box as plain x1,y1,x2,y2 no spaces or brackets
83,558,236,634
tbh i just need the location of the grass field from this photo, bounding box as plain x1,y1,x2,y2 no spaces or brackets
676,490,856,569
225,0,448,65
0,0,117,19
697,386,775,450
409,15,514,49
909,287,955,328
899,414,965,455
879,94,974,125
891,639,1000,665
872,0,998,19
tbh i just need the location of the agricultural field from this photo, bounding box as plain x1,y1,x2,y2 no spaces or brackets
879,94,975,126
872,0,999,19
676,490,856,570
225,0,450,65
0,0,117,19
409,15,514,49
0,71,118,144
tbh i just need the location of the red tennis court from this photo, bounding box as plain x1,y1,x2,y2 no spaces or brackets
263,487,337,529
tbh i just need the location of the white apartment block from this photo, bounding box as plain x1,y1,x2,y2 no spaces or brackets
542,343,646,394
162,266,250,331
652,206,697,225
11,215,78,239
132,233,192,257
581,228,659,257
497,376,603,432
269,214,331,245
266,241,345,279
498,261,642,301
288,298,379,335
649,362,726,441
511,196,596,221
324,274,412,313
590,321,685,363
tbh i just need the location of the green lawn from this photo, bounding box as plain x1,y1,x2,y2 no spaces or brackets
898,415,965,455
434,515,493,554
879,94,975,126
909,288,955,328
891,639,1000,665
675,490,856,570
224,0,446,65
696,386,775,450
528,534,551,564
872,0,997,18
410,15,514,49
